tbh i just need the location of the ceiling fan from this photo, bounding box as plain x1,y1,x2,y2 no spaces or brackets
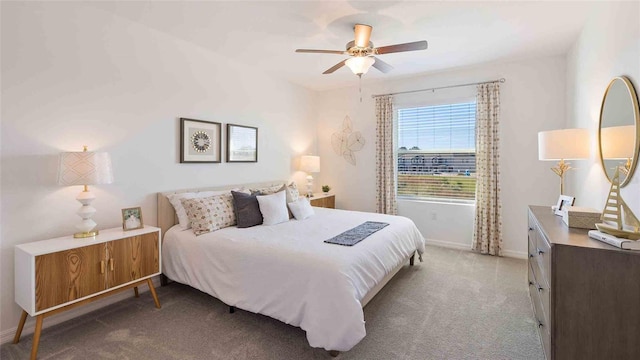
295,24,428,77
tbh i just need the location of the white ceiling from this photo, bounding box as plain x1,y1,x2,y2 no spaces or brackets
95,1,600,91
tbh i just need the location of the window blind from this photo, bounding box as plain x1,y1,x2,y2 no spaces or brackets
397,102,477,202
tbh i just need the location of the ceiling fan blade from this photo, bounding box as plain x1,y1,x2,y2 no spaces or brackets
323,60,347,74
375,40,428,55
295,49,347,55
372,57,393,73
354,24,372,48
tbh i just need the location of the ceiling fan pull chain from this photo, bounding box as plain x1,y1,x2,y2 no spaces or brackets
359,74,363,102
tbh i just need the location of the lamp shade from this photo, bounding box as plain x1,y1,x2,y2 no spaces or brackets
538,128,590,160
601,125,635,159
300,155,320,173
57,151,114,186
345,57,375,75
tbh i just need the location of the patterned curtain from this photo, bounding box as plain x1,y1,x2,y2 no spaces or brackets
472,83,503,256
375,95,397,215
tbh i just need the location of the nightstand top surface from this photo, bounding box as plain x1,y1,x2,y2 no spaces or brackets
16,226,160,255
311,192,334,199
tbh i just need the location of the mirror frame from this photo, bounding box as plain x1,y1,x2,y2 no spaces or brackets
598,76,640,187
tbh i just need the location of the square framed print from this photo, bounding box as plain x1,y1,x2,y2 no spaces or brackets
555,195,575,216
180,118,222,163
226,124,258,163
122,207,144,231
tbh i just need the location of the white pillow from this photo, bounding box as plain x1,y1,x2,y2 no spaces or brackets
256,190,289,226
287,197,315,220
167,188,247,230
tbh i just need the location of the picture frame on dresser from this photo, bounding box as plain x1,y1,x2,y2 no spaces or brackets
122,207,144,231
180,118,222,163
554,195,575,216
226,124,258,163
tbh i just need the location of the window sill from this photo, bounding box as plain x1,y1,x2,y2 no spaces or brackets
397,197,476,206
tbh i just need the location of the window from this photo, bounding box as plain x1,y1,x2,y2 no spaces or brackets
397,101,476,202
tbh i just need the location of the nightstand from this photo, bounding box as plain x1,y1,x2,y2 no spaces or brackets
309,193,335,209
13,226,162,360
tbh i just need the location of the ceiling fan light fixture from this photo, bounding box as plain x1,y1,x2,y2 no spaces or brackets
345,56,375,75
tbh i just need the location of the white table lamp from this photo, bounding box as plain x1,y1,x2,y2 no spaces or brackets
538,128,589,195
300,155,320,198
57,146,114,238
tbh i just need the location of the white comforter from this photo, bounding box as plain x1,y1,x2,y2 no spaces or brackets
162,207,425,351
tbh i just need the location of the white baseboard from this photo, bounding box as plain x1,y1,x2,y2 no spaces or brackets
1,276,162,345
426,238,528,260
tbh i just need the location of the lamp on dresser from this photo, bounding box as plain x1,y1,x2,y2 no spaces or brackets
538,128,589,195
300,155,320,198
57,145,114,238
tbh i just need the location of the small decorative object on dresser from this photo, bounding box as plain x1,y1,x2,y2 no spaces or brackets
180,118,221,163
122,207,144,231
561,206,600,229
13,226,161,360
57,146,114,238
322,185,331,193
595,167,640,239
527,206,640,360
226,124,258,162
553,194,574,216
310,193,335,209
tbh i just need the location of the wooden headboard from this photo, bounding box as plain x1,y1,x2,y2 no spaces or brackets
157,181,286,238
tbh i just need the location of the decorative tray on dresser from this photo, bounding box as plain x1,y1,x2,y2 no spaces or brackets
527,205,640,360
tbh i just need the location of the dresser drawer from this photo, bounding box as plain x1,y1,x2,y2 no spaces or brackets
529,270,551,360
535,231,551,285
528,261,550,328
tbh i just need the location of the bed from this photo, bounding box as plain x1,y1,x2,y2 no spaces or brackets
157,181,426,353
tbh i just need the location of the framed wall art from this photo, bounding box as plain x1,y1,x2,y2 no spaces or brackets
122,207,144,231
227,124,258,163
180,118,221,163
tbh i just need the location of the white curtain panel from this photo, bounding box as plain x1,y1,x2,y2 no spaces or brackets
375,95,397,215
473,83,503,256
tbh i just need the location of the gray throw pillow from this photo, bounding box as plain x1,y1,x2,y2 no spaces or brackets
231,191,263,228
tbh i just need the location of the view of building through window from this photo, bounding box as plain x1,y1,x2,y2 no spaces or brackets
397,101,477,201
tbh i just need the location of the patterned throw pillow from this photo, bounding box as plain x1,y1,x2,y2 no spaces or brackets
250,183,285,195
180,193,236,235
285,182,299,203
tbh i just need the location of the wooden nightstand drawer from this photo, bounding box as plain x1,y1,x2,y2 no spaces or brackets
310,193,335,209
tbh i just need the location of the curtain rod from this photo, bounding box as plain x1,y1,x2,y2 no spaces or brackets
371,78,506,98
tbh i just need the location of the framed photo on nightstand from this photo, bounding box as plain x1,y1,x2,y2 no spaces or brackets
122,207,144,231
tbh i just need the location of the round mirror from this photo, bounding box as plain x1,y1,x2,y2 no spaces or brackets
598,76,640,187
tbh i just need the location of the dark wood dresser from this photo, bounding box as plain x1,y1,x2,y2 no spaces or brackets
528,205,640,360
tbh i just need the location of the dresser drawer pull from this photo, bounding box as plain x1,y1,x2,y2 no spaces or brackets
109,258,114,271
538,322,544,328
529,227,533,231
537,285,544,292
529,281,534,286
100,261,105,274
537,248,545,255
529,253,534,258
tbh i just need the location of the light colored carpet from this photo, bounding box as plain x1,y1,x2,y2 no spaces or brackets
1,246,543,359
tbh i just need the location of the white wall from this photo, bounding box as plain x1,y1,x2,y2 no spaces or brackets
0,2,316,340
316,56,567,258
566,1,640,214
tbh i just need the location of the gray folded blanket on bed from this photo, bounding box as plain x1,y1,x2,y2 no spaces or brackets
324,221,390,246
